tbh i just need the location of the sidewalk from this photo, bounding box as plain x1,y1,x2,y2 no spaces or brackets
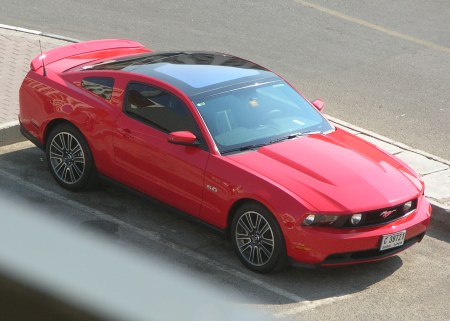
0,25,449,226
0,25,77,145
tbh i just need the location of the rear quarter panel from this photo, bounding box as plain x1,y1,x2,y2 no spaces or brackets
19,69,124,177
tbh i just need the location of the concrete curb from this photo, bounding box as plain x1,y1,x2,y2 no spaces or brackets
1,24,449,228
0,24,79,43
0,121,23,147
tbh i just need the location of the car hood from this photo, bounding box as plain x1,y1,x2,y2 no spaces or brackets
227,129,423,213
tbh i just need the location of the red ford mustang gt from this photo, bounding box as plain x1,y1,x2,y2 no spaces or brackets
19,39,431,273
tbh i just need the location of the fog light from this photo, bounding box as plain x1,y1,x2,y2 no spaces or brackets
402,201,413,214
303,214,316,226
350,213,362,226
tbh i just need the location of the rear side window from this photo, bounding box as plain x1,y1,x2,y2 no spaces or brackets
81,77,114,100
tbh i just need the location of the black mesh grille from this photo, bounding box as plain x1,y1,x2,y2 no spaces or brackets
332,199,418,228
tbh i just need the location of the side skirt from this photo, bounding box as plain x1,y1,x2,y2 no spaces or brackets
20,124,44,150
98,174,227,237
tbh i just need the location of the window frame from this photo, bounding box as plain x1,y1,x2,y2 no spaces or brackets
122,81,209,150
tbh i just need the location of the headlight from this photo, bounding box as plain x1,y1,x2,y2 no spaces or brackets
350,213,363,226
302,214,339,226
303,214,316,226
402,201,413,214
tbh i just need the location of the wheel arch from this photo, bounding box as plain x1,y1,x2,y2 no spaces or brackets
227,197,289,272
44,118,98,190
43,118,98,171
43,118,75,149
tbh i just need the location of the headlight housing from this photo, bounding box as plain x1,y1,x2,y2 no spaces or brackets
302,214,339,226
402,201,413,214
350,213,363,226
301,213,364,227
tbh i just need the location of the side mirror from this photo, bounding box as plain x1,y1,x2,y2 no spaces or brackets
311,99,325,112
168,131,198,146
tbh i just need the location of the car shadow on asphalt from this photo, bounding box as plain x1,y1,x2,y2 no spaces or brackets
248,256,404,304
427,219,450,243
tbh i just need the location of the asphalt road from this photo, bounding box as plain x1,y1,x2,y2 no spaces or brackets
1,141,449,320
1,0,450,159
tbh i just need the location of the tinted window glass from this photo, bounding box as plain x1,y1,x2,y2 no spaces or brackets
77,52,276,97
124,82,198,133
81,77,114,100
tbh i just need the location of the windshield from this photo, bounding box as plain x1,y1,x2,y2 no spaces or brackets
194,81,334,154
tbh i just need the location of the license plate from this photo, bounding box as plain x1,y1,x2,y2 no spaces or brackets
380,230,406,251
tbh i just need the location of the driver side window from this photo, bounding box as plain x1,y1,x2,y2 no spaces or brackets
124,82,197,133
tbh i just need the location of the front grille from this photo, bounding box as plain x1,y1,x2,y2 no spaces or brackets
332,199,418,228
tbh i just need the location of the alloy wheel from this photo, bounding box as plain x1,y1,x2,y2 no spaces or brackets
49,132,86,184
235,210,275,267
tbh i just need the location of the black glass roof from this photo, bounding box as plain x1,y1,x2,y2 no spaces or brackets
82,51,279,97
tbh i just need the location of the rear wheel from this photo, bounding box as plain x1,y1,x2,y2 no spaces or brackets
231,202,286,273
46,123,97,191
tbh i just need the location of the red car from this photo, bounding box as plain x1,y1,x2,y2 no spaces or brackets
19,39,431,273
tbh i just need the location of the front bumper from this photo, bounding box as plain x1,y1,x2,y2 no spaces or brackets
286,195,431,267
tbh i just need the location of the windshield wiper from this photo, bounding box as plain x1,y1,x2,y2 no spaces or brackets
221,131,323,155
221,143,269,155
270,131,322,144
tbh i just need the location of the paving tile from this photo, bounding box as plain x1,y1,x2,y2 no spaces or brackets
395,150,449,175
423,169,450,203
0,28,71,125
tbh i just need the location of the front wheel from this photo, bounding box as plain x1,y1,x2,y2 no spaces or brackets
231,202,287,273
46,123,97,191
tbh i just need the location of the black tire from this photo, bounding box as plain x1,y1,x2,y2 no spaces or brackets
46,123,97,191
231,202,287,273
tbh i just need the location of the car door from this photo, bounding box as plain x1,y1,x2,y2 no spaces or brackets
112,81,210,217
